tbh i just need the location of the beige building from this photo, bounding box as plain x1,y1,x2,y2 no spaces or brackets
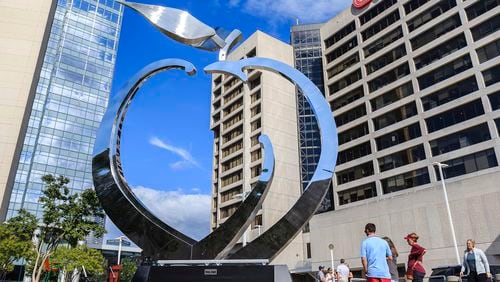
308,0,500,276
209,31,307,268
0,0,56,216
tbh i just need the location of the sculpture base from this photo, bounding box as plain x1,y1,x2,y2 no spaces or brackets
132,264,292,282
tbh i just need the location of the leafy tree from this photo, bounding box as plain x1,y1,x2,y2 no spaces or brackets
0,210,37,280
30,174,106,282
120,258,138,282
51,246,106,282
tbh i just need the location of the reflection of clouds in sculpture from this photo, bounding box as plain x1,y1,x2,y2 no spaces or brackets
132,186,211,240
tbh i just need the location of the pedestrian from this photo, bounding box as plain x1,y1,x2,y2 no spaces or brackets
382,237,399,282
404,232,426,282
360,223,393,282
460,239,491,282
317,265,326,282
326,267,335,282
337,259,350,282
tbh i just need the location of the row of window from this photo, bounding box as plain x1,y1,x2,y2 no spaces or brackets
337,148,499,204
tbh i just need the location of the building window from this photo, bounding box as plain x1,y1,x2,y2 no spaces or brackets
495,119,500,134
414,33,467,69
370,81,414,111
221,171,242,187
324,21,356,49
249,75,261,90
430,123,491,156
329,69,362,94
246,48,256,58
381,168,430,194
425,99,484,133
338,141,372,165
252,214,262,228
437,149,498,180
338,122,369,145
360,0,398,25
477,39,500,63
326,37,358,63
369,63,410,92
421,76,478,111
222,126,243,143
336,162,374,185
327,53,360,78
222,156,243,172
362,10,400,41
483,64,500,86
338,182,377,205
221,186,242,203
251,104,261,117
410,14,461,50
222,141,243,157
364,27,403,58
306,243,312,259
220,203,239,218
404,0,431,15
251,165,261,178
251,119,261,131
489,90,500,110
376,123,422,151
418,54,472,90
373,102,417,130
251,90,261,103
335,104,366,127
223,98,243,116
407,0,456,32
366,44,406,75
223,112,243,130
471,14,500,41
466,0,500,20
330,86,364,111
251,149,262,162
224,86,243,104
378,144,426,172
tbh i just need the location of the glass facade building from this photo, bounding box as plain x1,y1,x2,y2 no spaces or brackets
5,0,123,236
290,23,334,213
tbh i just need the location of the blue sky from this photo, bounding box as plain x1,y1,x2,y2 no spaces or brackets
104,0,351,242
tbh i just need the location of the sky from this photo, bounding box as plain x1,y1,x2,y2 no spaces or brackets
103,0,352,243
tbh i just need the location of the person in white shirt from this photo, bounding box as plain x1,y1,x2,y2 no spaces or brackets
337,259,351,282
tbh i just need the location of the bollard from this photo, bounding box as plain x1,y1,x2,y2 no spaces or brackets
447,276,460,282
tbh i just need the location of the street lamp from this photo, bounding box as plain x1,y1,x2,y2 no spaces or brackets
115,236,126,265
433,162,460,265
233,191,251,246
328,244,335,272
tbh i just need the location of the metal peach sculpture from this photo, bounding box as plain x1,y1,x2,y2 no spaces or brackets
92,0,338,262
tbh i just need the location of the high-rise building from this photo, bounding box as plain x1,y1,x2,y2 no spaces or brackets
0,0,56,220
0,0,123,242
209,31,306,268
306,0,500,274
291,23,335,215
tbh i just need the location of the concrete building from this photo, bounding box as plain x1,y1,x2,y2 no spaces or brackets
307,0,500,276
0,0,124,249
209,31,307,268
0,0,55,220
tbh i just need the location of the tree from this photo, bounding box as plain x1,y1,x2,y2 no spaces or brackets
51,246,106,282
120,258,138,282
30,174,106,282
0,210,37,280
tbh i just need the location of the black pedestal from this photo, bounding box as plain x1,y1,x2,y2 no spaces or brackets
133,264,292,282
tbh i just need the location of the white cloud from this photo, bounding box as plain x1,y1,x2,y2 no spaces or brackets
236,0,352,23
132,186,211,240
150,136,201,170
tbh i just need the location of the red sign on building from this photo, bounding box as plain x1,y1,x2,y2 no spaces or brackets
352,0,372,9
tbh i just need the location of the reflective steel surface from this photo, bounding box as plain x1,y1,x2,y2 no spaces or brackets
94,1,339,262
205,58,338,261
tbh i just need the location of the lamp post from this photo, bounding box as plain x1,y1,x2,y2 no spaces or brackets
328,244,335,272
433,162,460,265
115,236,126,265
233,191,251,246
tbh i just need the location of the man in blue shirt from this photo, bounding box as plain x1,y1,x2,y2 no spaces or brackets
360,223,393,282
